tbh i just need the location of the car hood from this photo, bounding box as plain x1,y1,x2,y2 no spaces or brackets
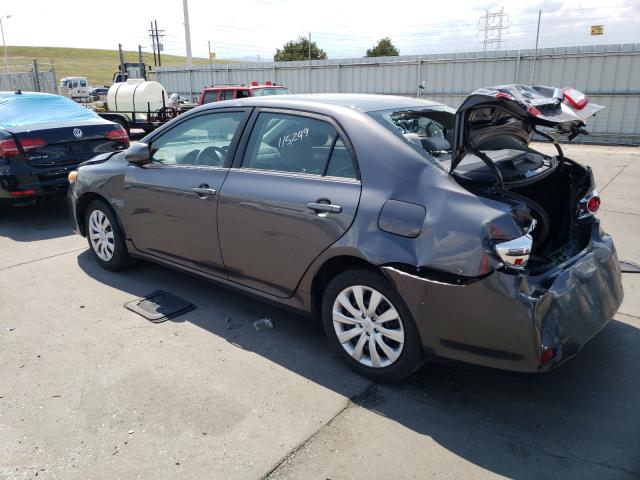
450,84,604,171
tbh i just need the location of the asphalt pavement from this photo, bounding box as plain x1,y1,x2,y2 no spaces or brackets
1,143,638,479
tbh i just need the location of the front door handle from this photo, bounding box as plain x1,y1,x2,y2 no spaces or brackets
192,186,217,197
306,202,342,214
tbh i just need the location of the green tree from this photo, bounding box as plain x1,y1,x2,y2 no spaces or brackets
274,36,327,62
365,38,399,57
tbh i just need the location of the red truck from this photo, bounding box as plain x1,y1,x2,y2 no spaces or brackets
198,81,290,105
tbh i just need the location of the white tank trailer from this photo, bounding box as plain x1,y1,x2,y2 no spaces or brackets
99,79,176,133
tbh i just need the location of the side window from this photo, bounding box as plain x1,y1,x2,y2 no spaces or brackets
80,80,87,87
242,112,336,175
236,89,250,99
325,138,356,179
150,111,244,167
202,91,218,104
220,90,234,101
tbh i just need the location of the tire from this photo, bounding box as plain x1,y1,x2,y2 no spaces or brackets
85,199,131,271
321,269,423,382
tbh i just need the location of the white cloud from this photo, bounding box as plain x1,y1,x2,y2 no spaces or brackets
3,0,639,60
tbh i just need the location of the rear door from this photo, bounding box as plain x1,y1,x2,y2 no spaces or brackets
218,109,361,297
122,109,249,276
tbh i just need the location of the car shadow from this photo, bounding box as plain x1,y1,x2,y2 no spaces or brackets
0,196,74,242
76,250,640,479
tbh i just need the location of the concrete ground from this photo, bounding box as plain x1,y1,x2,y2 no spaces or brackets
1,143,639,480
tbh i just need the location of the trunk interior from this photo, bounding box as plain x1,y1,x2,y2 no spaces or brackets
506,160,594,274
453,145,595,275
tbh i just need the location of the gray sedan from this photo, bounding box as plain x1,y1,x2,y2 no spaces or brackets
68,89,623,381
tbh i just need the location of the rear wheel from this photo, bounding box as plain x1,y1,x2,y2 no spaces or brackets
321,269,423,382
85,200,131,271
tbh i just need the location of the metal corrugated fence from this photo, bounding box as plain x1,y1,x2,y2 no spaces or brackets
0,70,57,94
155,44,640,145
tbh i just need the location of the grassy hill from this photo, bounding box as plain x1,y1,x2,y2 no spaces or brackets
5,46,237,86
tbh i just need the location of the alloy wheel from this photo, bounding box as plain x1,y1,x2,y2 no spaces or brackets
332,285,405,368
88,209,115,262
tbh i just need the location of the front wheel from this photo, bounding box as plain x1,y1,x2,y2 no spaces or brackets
85,200,131,271
321,269,423,382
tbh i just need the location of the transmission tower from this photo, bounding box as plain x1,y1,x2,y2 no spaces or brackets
479,8,508,52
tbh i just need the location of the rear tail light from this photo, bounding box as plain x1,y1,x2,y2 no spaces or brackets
563,88,589,110
577,190,600,219
526,104,541,116
106,128,130,146
540,346,556,364
493,219,536,271
9,189,36,196
0,138,46,158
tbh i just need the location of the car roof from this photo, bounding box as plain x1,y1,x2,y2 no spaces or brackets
201,93,445,113
202,85,285,91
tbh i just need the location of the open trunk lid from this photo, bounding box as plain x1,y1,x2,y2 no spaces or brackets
450,85,604,181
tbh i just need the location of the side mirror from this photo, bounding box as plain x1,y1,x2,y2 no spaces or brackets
124,142,151,165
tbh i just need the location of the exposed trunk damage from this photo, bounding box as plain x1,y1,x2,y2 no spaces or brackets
383,222,623,371
450,85,604,274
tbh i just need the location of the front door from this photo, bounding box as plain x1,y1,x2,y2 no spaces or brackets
122,109,249,277
218,109,362,297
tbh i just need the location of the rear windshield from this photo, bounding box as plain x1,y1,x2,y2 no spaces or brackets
251,87,290,96
0,94,99,128
368,106,456,168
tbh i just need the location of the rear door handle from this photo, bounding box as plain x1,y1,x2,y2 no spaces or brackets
306,202,342,214
192,187,217,197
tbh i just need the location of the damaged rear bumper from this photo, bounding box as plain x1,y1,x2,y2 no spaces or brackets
382,221,624,372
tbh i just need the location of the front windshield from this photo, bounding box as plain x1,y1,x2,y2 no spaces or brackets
368,106,456,168
252,87,290,96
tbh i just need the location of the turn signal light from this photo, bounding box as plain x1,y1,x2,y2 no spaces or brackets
68,170,79,184
494,219,536,271
563,88,589,110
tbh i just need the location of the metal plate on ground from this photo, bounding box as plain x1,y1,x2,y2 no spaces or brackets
619,260,640,274
124,290,195,323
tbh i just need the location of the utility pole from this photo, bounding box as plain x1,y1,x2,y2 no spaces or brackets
151,20,165,67
208,40,214,85
155,20,162,67
118,43,125,81
32,59,40,92
183,0,193,66
0,14,12,73
308,32,311,93
138,45,146,80
150,21,157,67
531,9,542,85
